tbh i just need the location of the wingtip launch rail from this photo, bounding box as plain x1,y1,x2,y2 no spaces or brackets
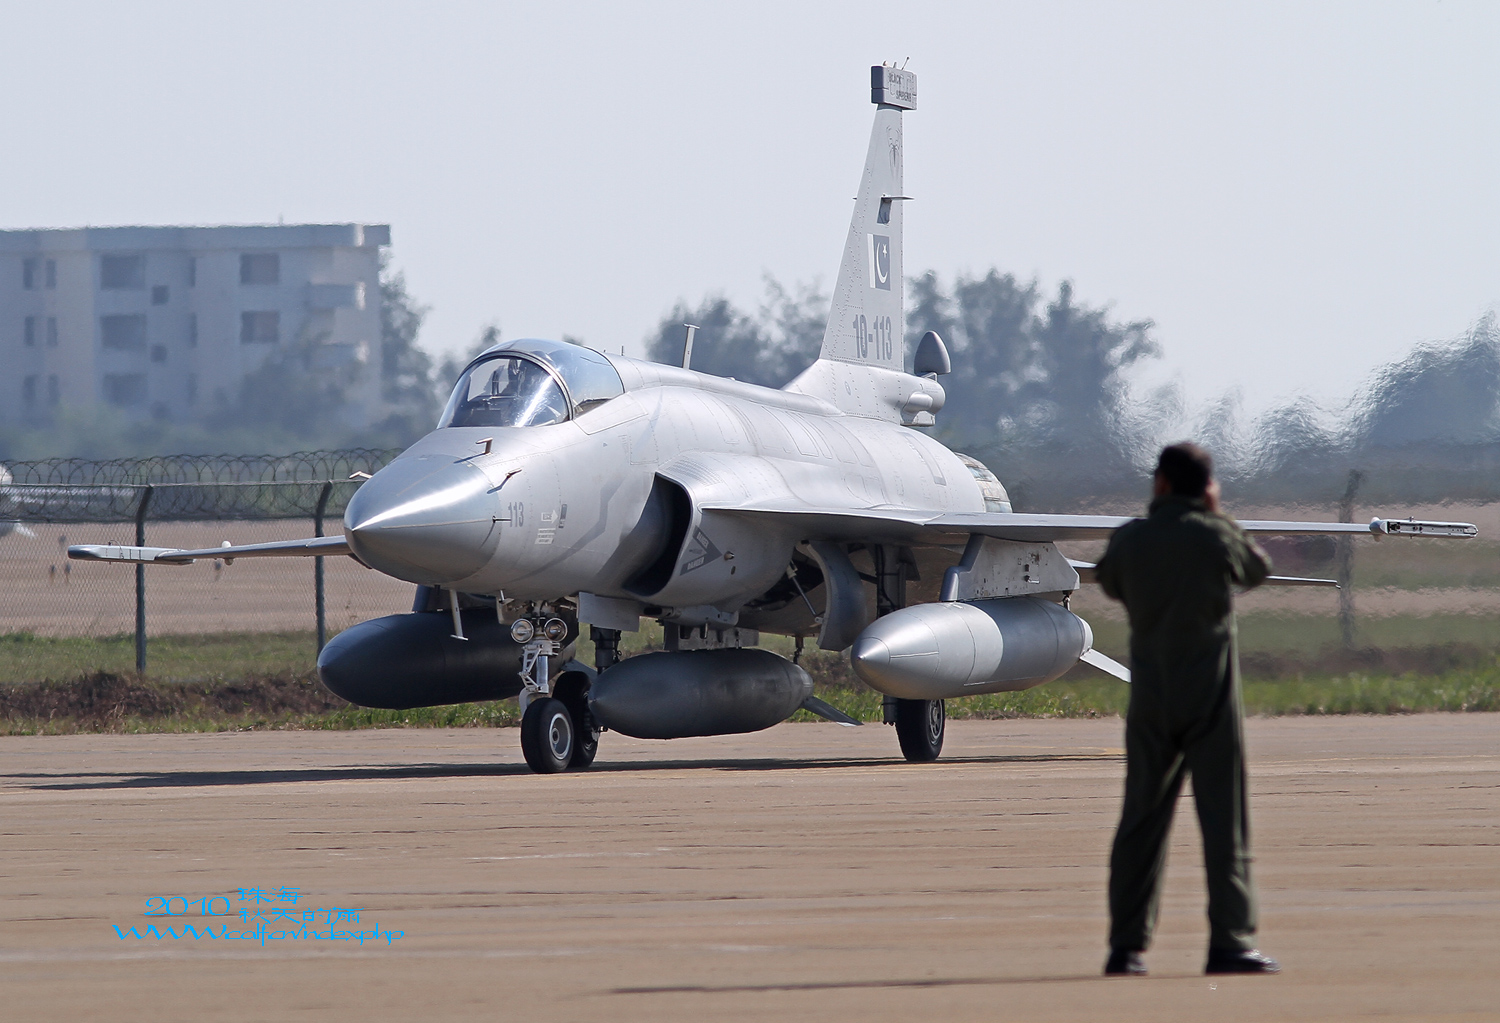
69,535,352,565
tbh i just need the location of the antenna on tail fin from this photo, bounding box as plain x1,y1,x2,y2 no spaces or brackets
815,66,916,371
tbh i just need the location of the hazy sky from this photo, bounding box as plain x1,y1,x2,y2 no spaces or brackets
4,1,1497,414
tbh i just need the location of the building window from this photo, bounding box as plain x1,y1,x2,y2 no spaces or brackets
150,344,168,364
103,374,148,406
23,375,38,407
22,258,37,289
46,317,57,348
101,314,148,351
240,253,280,285
101,254,145,289
45,259,56,289
24,316,35,347
152,285,169,305
187,313,198,348
187,257,196,287
240,311,280,344
47,374,59,406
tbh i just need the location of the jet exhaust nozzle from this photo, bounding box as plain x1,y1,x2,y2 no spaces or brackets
588,648,813,739
851,597,1092,700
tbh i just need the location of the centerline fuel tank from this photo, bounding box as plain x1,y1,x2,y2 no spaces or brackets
850,597,1092,700
588,647,813,739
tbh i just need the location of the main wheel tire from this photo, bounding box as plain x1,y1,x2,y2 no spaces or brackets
894,698,945,762
569,724,600,769
558,688,600,770
520,697,574,774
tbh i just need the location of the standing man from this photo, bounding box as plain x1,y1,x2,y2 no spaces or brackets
1095,443,1280,976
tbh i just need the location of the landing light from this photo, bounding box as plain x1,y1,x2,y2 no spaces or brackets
510,619,535,644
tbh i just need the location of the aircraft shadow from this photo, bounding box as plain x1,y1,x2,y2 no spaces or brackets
610,972,1123,994
6,752,1115,792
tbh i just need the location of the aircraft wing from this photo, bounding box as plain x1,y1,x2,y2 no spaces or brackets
927,512,1478,542
1068,559,1337,588
68,535,350,565
710,505,1478,546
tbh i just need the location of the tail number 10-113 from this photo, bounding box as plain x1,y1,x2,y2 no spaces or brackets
853,314,894,361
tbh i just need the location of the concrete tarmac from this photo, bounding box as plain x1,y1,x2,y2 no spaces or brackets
2,716,1496,1022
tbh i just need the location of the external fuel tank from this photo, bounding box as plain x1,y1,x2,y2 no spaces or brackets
850,597,1092,700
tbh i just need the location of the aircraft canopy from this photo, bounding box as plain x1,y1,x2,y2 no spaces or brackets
441,339,624,428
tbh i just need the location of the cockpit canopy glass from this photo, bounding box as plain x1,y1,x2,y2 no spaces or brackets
442,356,570,428
439,339,625,429
526,339,625,414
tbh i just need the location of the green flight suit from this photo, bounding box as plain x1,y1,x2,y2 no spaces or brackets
1094,493,1271,953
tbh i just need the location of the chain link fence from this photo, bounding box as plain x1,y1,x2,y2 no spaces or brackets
1,450,418,684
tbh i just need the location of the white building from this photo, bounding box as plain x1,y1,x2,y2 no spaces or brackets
0,223,389,427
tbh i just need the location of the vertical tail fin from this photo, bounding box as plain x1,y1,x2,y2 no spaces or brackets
818,66,916,371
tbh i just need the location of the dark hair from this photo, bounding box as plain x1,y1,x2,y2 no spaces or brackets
1155,442,1214,497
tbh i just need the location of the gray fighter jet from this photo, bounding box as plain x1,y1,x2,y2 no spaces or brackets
72,67,1477,773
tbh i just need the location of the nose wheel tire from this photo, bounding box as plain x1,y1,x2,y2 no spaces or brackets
894,698,945,762
520,697,574,774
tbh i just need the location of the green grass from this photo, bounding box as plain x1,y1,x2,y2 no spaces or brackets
6,666,1494,736
1240,670,1500,715
1077,611,1500,662
0,630,325,684
791,658,1500,723
3,616,1499,735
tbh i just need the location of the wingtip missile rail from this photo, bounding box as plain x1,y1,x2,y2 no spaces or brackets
1235,516,1479,539
1371,517,1478,538
68,535,351,565
68,544,196,565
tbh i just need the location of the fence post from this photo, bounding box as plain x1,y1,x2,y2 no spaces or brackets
1336,469,1364,650
314,481,333,653
134,485,154,675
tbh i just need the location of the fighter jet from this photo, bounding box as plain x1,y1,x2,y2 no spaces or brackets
71,67,1478,773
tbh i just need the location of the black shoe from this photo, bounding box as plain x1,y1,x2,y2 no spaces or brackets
1205,948,1281,974
1104,949,1147,975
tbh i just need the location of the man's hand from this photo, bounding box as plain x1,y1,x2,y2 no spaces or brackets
1154,470,1222,514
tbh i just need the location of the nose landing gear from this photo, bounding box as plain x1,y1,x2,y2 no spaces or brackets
513,610,602,773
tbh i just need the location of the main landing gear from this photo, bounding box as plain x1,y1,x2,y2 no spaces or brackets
892,697,945,762
872,544,944,763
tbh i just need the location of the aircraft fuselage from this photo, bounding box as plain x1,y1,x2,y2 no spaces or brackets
343,356,987,622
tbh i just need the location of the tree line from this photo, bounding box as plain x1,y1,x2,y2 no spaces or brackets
6,259,1498,512
646,276,1500,509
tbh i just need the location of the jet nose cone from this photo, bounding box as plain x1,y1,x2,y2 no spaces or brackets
344,457,497,585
